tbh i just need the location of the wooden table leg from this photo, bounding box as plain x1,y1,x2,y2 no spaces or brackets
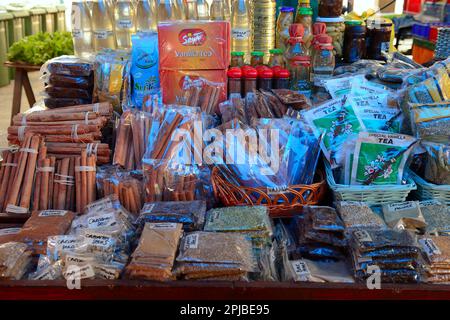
11,68,23,126
22,71,36,107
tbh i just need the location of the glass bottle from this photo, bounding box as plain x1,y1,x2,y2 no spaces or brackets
250,51,264,67
197,0,209,20
276,7,294,51
295,7,313,54
158,0,180,21
174,0,186,19
92,0,116,51
230,51,245,67
343,20,366,63
210,0,225,20
223,0,231,21
231,0,252,63
114,0,136,50
284,24,311,94
136,0,157,33
72,0,93,58
268,48,285,67
311,34,335,88
184,0,198,19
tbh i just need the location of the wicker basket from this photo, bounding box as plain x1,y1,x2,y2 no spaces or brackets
325,161,417,205
410,171,450,205
211,167,328,218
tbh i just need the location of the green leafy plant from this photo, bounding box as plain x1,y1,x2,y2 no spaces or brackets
7,31,74,65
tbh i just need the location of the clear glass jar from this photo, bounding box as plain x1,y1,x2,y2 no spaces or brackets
250,51,265,67
276,7,294,51
316,16,345,59
230,51,245,67
367,19,392,61
268,48,285,68
312,34,335,88
318,0,343,18
289,57,311,94
343,20,366,63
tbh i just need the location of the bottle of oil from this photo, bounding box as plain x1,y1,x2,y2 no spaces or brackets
72,0,93,57
136,0,157,33
253,0,276,64
92,0,116,51
114,0,136,50
231,0,252,63
184,0,198,19
197,0,209,20
158,0,181,21
224,0,231,21
210,0,225,20
174,0,186,19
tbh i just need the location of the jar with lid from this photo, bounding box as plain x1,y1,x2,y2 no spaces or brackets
343,20,366,63
243,67,258,96
311,22,327,62
316,16,345,59
268,48,285,68
228,67,242,97
250,51,265,67
318,0,343,17
276,7,294,51
230,51,245,67
295,7,313,53
257,67,273,90
366,18,392,61
274,68,290,89
312,34,335,88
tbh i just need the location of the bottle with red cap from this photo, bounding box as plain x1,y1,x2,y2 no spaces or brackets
284,23,311,96
311,34,335,89
257,66,273,91
273,68,290,89
243,67,258,97
227,67,242,97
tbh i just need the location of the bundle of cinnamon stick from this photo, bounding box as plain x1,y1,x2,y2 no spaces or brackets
74,150,97,213
181,79,222,115
8,102,113,165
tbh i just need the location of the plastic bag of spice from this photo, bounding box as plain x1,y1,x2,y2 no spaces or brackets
0,242,32,280
422,141,450,185
289,258,354,283
44,85,93,100
41,56,94,77
180,77,224,115
44,98,92,109
303,97,365,168
409,102,450,142
43,73,94,90
336,201,386,231
420,200,450,236
350,132,417,185
381,201,427,232
405,69,450,104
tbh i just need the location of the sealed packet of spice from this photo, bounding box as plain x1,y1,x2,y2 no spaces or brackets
289,259,354,283
0,242,32,280
350,132,417,185
405,69,450,104
335,201,386,231
420,200,450,236
422,141,450,185
0,228,21,245
419,236,450,265
381,201,426,232
303,98,365,168
351,229,419,253
408,102,450,141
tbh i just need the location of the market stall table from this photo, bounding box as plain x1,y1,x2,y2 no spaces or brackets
4,61,41,125
1,281,450,300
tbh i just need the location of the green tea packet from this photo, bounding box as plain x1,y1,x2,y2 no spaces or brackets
323,74,365,99
351,132,417,185
350,79,390,97
350,94,402,133
303,98,365,168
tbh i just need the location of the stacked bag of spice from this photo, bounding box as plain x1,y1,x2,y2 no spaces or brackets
137,201,207,232
0,242,32,280
175,232,256,281
41,56,94,109
419,200,450,236
349,229,421,283
125,222,183,281
381,201,427,234
29,196,136,281
419,236,450,284
336,201,387,232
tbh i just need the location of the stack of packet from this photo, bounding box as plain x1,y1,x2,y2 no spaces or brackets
126,222,183,281
137,201,207,232
0,242,32,280
290,206,347,261
29,196,137,281
419,236,450,283
203,206,273,247
420,200,450,236
349,229,421,283
175,232,256,281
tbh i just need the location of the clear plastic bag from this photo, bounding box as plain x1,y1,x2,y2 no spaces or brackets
409,102,450,141
336,201,386,231
44,85,93,100
44,73,94,90
0,242,32,280
180,77,224,115
42,55,94,77
381,201,427,232
420,200,450,236
422,141,450,185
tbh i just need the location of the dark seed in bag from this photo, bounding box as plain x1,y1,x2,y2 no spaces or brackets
45,86,93,100
44,98,92,109
48,74,94,90
355,268,420,283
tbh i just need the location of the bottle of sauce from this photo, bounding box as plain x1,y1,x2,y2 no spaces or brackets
228,67,242,97
274,68,290,89
250,51,265,67
318,0,343,18
257,66,273,91
243,67,258,96
311,34,335,88
185,0,199,19
343,20,366,63
92,0,116,51
230,51,245,67
197,0,210,20
72,0,93,57
276,7,294,51
210,0,225,20
114,0,136,50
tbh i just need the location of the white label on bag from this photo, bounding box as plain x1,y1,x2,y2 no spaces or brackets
95,265,119,280
72,29,82,39
83,232,115,248
184,233,199,250
0,227,20,236
148,223,178,230
94,30,113,39
87,213,116,229
39,210,68,217
63,264,95,280
386,202,416,212
53,235,80,252
420,200,442,207
291,260,310,277
419,238,442,259
354,230,372,243
232,28,251,40
65,254,96,265
86,197,115,214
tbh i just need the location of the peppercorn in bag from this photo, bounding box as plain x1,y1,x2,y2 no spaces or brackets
350,132,417,185
409,101,450,142
420,200,450,236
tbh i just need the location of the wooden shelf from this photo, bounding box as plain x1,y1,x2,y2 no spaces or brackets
1,280,450,300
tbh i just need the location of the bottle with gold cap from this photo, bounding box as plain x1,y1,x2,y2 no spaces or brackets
136,0,157,33
231,0,252,63
197,0,210,20
184,0,198,19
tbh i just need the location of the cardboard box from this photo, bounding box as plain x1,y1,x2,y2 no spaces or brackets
158,21,231,70
161,69,228,106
